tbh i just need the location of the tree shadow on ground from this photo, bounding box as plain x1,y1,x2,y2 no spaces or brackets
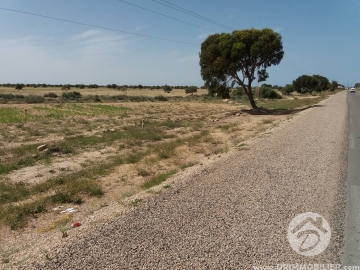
239,104,325,115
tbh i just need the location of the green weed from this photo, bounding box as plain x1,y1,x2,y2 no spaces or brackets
140,170,177,189
130,198,142,206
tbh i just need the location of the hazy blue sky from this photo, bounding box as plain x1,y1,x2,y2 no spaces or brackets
0,0,359,87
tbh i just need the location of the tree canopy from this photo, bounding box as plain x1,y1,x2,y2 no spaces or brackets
199,28,284,109
162,85,172,93
329,80,339,91
292,75,330,93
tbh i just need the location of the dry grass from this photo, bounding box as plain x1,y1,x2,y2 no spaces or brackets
0,86,336,267
0,87,208,98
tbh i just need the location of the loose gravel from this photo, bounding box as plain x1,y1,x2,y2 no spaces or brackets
20,92,348,269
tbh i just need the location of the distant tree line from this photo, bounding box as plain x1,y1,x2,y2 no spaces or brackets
230,74,342,100
0,83,204,90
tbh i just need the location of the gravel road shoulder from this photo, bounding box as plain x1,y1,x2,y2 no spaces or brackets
19,92,348,269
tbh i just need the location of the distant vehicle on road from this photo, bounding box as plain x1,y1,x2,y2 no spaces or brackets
350,88,356,92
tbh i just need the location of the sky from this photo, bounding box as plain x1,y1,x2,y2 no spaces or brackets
0,0,359,87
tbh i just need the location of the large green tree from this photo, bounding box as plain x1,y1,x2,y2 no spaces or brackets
199,28,284,109
293,75,330,93
330,80,339,91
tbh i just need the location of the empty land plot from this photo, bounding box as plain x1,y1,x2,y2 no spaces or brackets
0,88,338,267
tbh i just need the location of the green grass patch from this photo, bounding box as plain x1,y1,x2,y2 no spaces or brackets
140,169,177,189
0,107,33,123
2,199,47,230
34,104,131,119
0,181,31,205
0,121,174,177
154,139,183,159
0,142,73,176
0,169,105,229
258,97,324,110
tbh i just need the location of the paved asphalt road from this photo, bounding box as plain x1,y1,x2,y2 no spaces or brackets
343,89,360,265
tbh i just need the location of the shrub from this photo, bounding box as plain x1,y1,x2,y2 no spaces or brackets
129,96,153,102
259,87,282,99
51,191,83,204
61,91,82,99
230,87,245,99
93,95,101,102
162,85,172,93
15,84,24,90
280,84,294,95
185,86,198,95
154,95,168,101
25,95,45,103
111,95,127,101
44,92,58,98
61,85,71,90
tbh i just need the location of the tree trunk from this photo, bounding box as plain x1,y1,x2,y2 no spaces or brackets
246,85,259,110
248,95,258,110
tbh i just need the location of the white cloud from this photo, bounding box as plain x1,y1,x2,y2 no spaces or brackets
0,30,130,84
69,29,128,54
0,30,204,86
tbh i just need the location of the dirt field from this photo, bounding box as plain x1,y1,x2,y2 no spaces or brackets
0,87,335,267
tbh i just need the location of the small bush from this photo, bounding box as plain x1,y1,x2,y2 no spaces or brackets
93,95,101,102
154,95,168,101
111,95,127,101
61,91,82,99
137,168,151,177
44,92,58,98
61,85,71,90
51,192,83,204
25,95,45,103
0,94,24,100
125,153,143,164
48,142,74,154
185,86,198,95
259,87,282,99
230,88,245,99
129,96,151,102
311,91,318,96
280,84,294,95
15,84,24,90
